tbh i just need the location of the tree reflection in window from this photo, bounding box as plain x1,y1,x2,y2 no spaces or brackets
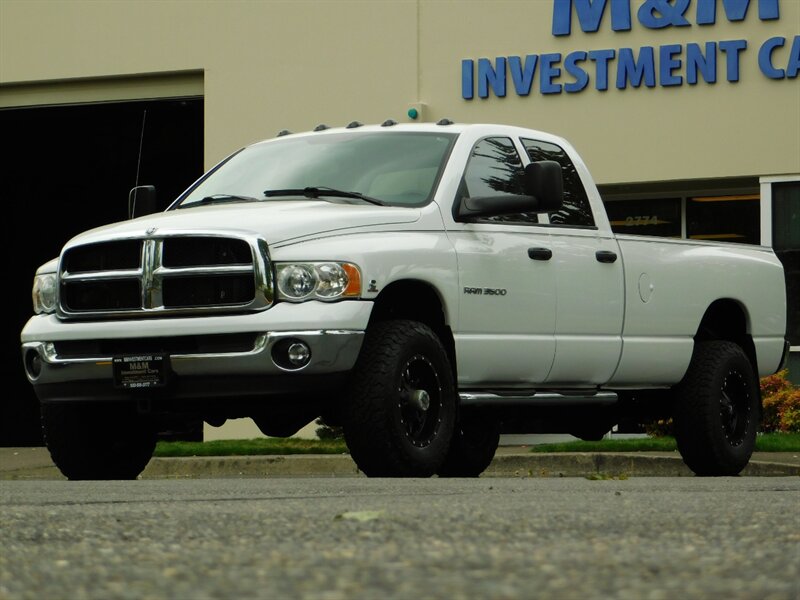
521,139,595,227
462,137,538,224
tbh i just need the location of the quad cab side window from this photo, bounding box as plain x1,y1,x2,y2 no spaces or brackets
460,137,539,225
521,138,595,228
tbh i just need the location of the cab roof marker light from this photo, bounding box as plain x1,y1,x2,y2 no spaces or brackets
437,118,454,126
313,124,329,132
381,119,397,127
277,129,292,137
346,121,363,129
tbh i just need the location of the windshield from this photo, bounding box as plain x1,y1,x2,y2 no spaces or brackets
176,131,458,209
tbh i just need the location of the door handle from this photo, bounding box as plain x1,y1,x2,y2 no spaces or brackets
528,247,552,261
596,250,618,263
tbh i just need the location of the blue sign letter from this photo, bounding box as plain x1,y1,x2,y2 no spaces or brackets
478,57,507,98
696,0,780,25
719,39,747,82
462,59,474,99
686,42,718,84
759,37,786,78
509,55,539,96
552,0,631,35
660,44,683,86
540,54,563,94
565,51,590,92
788,36,800,78
638,0,691,29
617,47,656,88
588,48,616,90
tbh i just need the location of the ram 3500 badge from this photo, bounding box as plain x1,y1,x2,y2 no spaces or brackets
22,123,789,479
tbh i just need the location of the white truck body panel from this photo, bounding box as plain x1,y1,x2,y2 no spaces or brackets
22,122,787,391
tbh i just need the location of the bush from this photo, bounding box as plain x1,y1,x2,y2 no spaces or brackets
645,370,800,437
314,417,344,440
761,370,800,433
644,418,674,437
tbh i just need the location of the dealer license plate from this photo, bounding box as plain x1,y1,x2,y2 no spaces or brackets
112,355,168,389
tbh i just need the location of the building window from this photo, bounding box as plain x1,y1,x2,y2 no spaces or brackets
606,198,681,237
773,182,800,346
687,194,760,244
603,193,760,244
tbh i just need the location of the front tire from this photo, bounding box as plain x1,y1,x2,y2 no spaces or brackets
343,320,456,477
437,409,500,477
673,341,759,476
41,402,156,480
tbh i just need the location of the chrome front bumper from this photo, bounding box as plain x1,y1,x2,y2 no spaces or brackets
22,329,364,386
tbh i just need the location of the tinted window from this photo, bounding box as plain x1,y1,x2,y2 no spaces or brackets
179,132,457,208
461,137,538,225
521,139,595,227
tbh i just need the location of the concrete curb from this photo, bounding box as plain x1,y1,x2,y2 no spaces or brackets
142,452,800,479
2,450,798,480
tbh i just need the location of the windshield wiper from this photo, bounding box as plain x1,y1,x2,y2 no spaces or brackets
262,186,387,206
181,194,261,208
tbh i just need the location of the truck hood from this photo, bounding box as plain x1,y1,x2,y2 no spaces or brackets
66,201,421,247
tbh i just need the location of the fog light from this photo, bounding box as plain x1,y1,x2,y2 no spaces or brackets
271,338,312,370
287,342,311,367
24,349,42,380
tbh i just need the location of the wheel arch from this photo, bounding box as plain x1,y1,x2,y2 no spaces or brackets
368,279,457,379
694,299,757,376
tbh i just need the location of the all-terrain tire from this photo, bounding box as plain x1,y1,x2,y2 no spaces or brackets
41,402,157,480
342,320,456,477
673,341,759,476
437,409,500,477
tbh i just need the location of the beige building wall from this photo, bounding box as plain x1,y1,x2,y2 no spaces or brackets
2,0,798,183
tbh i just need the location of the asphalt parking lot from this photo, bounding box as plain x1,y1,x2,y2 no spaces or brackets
1,477,798,599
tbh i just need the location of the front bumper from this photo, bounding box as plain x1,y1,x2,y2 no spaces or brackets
20,300,371,403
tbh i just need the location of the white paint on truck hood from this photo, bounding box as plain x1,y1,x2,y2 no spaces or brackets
66,201,421,247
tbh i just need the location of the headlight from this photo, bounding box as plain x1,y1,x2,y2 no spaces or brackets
32,273,57,314
275,262,361,302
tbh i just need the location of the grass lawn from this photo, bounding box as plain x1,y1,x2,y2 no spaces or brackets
154,437,348,457
154,432,800,457
529,432,800,453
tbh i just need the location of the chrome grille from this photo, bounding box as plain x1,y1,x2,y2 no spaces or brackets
59,234,273,318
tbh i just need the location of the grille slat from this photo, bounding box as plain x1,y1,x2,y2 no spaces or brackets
59,235,269,318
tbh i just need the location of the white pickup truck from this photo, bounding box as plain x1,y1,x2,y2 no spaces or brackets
21,122,789,480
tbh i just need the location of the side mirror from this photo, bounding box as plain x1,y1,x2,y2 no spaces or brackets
522,160,563,212
454,160,564,221
128,185,158,219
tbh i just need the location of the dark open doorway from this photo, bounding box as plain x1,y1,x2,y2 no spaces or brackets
1,97,204,445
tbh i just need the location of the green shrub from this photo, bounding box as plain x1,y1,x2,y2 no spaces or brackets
314,417,344,440
644,418,674,437
645,370,800,437
761,370,800,433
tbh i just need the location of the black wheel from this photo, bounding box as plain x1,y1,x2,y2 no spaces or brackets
673,341,759,476
437,409,500,477
343,320,456,477
41,402,156,480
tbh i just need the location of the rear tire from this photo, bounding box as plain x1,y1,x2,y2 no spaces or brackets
41,402,156,480
673,341,759,476
343,320,456,477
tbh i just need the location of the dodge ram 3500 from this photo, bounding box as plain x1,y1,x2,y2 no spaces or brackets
21,122,789,479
